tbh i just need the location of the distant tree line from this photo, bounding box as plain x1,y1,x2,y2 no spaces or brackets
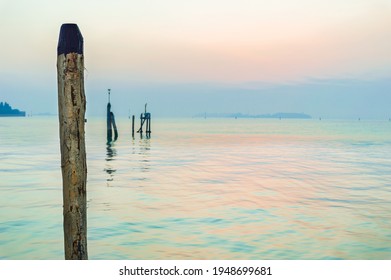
0,102,26,116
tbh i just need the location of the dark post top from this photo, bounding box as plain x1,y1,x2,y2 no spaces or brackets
57,23,83,56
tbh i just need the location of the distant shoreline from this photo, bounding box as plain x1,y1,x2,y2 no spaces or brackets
194,112,312,119
0,102,26,117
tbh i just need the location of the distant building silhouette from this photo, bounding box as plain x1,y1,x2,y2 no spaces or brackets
0,102,26,117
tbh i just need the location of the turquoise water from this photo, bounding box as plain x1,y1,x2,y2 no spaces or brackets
1,117,391,259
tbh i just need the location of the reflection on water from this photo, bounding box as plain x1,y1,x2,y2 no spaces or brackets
106,143,117,161
1,117,391,259
104,143,117,182
138,138,151,175
139,132,151,140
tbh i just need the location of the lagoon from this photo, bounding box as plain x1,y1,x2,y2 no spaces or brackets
1,117,391,259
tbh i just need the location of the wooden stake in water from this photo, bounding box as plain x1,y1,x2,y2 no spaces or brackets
137,103,151,137
132,115,135,138
146,113,151,136
57,23,88,260
106,89,119,142
107,89,113,143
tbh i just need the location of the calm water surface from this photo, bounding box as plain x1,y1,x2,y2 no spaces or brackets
1,117,391,259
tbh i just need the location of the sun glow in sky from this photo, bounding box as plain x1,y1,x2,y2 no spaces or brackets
0,0,390,117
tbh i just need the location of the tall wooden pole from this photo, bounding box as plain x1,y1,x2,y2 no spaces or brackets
107,103,113,143
107,89,113,143
57,23,88,260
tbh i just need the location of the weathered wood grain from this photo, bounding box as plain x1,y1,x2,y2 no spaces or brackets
57,24,88,260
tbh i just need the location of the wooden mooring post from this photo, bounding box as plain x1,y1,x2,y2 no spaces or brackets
132,115,135,138
137,103,151,138
138,113,143,134
106,89,118,143
146,112,151,136
57,23,88,260
107,89,113,143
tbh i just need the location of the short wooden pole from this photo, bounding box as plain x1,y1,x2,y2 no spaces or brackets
57,23,88,260
146,119,149,134
132,115,135,138
139,113,143,134
148,113,151,135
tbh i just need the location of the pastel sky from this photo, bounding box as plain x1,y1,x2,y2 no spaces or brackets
0,0,390,117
